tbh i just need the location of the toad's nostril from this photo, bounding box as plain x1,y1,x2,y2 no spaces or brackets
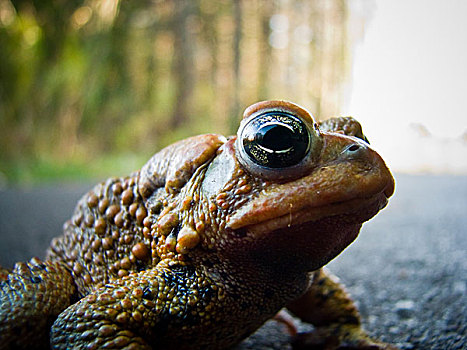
340,142,369,161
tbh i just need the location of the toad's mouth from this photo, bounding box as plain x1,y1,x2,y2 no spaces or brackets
229,192,389,236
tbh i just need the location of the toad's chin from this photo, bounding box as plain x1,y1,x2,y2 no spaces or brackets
283,216,362,270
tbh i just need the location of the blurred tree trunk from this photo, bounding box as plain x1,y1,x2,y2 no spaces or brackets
170,0,196,128
230,0,243,132
200,2,219,88
257,0,274,100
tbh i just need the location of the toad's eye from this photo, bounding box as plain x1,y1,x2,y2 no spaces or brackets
239,112,310,168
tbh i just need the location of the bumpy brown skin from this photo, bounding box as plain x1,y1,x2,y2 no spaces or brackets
0,101,396,350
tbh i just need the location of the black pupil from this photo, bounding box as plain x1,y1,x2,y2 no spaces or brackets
256,124,293,151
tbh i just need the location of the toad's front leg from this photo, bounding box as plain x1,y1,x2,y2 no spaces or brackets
286,268,399,350
51,268,171,350
50,266,221,350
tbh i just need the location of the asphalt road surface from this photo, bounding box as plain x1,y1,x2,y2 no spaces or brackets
1,174,466,349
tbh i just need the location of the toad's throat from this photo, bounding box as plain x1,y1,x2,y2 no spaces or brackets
229,193,388,236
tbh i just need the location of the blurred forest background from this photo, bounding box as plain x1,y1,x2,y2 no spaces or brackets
0,0,368,184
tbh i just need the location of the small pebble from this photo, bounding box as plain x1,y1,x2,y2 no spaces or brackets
395,299,415,319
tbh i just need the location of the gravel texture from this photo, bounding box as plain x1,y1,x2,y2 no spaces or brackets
1,174,466,349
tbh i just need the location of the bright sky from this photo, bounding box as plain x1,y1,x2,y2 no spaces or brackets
346,0,467,173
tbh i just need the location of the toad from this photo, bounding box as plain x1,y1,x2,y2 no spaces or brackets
0,101,396,350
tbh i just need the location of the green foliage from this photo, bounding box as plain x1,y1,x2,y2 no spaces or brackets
0,0,352,184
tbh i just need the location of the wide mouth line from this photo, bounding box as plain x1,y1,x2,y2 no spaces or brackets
236,193,388,235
